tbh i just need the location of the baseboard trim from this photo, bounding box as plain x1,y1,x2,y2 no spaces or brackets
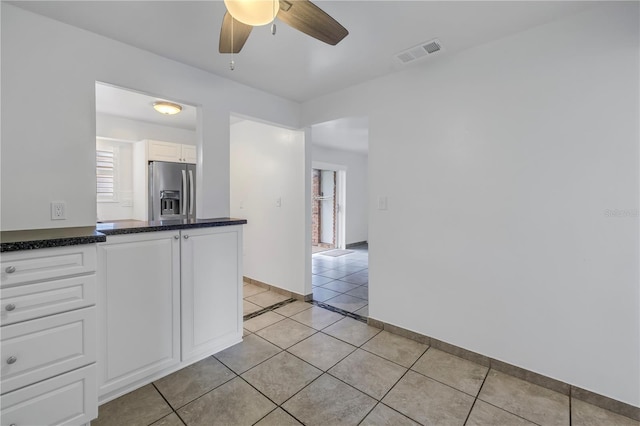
345,241,368,249
367,317,639,421
243,276,307,301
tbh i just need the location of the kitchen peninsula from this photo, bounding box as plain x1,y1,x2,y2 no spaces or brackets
0,218,246,424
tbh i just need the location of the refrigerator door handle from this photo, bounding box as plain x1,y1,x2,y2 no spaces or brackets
189,169,194,217
181,169,187,216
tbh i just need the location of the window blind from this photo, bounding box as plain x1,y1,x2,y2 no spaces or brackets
96,149,115,200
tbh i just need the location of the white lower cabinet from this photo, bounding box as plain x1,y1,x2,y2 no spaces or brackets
1,307,96,394
97,225,243,401
97,231,181,398
0,244,98,425
181,226,243,362
1,364,97,426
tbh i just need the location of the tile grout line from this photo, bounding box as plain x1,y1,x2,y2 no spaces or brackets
471,374,545,426
284,338,357,374
569,386,573,426
150,382,185,426
214,334,286,376
365,343,433,425
462,365,489,426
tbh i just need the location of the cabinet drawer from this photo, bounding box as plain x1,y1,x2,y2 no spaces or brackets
1,245,97,287
1,275,96,326
1,364,97,426
1,307,96,394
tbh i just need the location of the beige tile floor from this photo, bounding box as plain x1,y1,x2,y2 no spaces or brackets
92,289,639,426
312,246,369,317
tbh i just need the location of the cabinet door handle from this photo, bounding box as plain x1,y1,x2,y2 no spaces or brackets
174,235,180,240
5,266,16,274
6,356,17,365
5,303,16,312
183,235,189,239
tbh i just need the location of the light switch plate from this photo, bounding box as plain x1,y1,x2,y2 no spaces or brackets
377,196,388,210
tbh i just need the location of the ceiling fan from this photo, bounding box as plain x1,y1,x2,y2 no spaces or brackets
219,0,349,54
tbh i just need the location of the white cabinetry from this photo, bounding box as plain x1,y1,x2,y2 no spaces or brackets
181,226,243,362
97,225,242,402
0,245,98,426
147,140,196,164
97,231,180,399
181,144,197,164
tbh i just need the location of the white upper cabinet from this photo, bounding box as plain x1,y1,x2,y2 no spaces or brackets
181,144,197,164
147,140,196,164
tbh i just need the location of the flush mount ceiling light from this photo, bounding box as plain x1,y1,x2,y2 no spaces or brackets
153,101,182,115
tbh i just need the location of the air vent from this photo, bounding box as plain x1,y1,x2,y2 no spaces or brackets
423,41,441,54
395,38,443,65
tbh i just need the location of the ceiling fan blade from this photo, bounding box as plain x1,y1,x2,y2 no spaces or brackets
219,12,253,54
277,0,348,46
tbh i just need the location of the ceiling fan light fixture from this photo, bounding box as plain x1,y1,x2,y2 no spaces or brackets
153,101,182,115
224,0,279,26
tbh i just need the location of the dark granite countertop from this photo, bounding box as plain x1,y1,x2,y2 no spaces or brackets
0,226,107,252
96,217,247,236
1,218,247,252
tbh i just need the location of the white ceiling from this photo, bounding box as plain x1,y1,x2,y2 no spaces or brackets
15,1,593,154
12,1,592,103
312,117,369,154
96,83,198,131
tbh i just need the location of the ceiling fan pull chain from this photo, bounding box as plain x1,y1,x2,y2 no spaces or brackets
230,15,235,70
271,0,277,36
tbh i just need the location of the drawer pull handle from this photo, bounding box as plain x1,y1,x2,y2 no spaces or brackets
183,235,189,239
6,356,17,365
5,304,16,312
5,266,16,274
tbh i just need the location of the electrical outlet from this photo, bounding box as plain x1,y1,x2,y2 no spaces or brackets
51,201,66,220
276,197,282,208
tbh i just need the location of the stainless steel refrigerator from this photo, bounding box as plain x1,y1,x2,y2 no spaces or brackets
149,161,196,221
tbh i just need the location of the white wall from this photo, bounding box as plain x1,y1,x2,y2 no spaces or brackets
230,120,308,296
96,113,196,146
312,145,368,245
303,3,639,407
1,4,300,231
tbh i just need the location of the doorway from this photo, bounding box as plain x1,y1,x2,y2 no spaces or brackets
312,169,335,253
311,166,345,253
